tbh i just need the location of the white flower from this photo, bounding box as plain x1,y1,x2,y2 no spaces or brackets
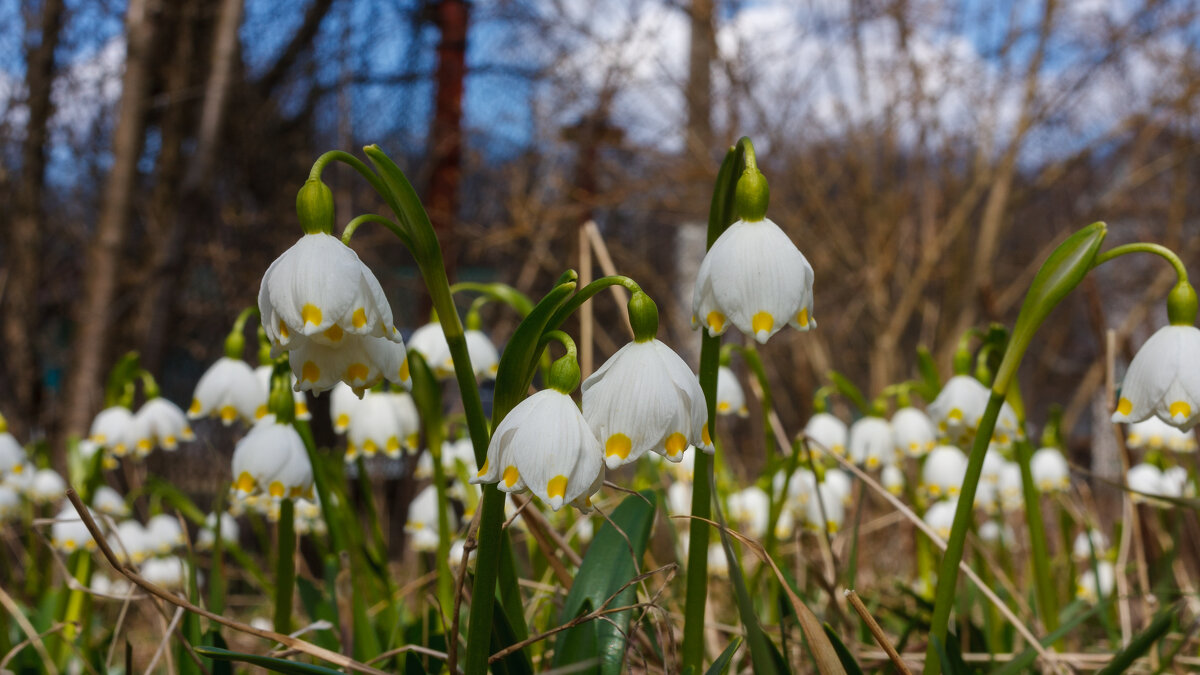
3,462,34,494
29,468,66,504
822,468,853,505
255,366,311,421
196,512,239,550
89,406,134,457
921,445,967,499
923,499,958,540
465,330,501,380
50,505,96,554
405,484,455,553
804,484,845,534
141,556,192,591
190,357,266,425
1125,416,1196,453
345,391,420,462
881,465,905,495
727,486,769,539
667,481,692,516
1076,560,1116,604
978,520,1014,545
0,432,26,477
330,382,367,434
112,520,152,564
998,461,1025,512
582,339,709,468
804,412,847,457
472,389,604,511
294,497,326,536
691,217,816,343
715,366,748,417
230,419,314,512
0,486,20,520
848,417,894,469
981,449,1006,485
128,398,194,458
92,486,128,518
1126,463,1165,503
1030,447,1070,492
974,479,999,513
1072,529,1109,561
407,323,451,375
707,542,729,578
928,376,988,442
1112,325,1200,430
449,538,476,571
573,515,594,544
1162,466,1193,498
774,468,817,507
891,407,936,457
146,513,185,554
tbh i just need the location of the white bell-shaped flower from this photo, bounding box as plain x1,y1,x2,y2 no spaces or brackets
146,513,185,554
881,464,905,496
196,512,239,550
691,218,816,343
998,461,1025,512
922,499,958,540
89,406,134,458
727,486,770,539
1072,529,1109,561
465,330,501,380
405,484,456,553
804,484,845,534
978,520,1014,545
891,407,936,457
1112,325,1200,430
329,382,367,434
803,412,848,457
294,497,326,536
256,366,310,421
190,357,265,425
573,515,595,544
981,449,1006,485
1162,466,1193,498
128,398,194,458
928,376,988,442
582,339,709,469
50,505,97,554
667,480,692,516
407,323,452,375
0,431,26,477
1030,447,1070,492
921,445,967,499
1125,416,1197,453
1126,463,1165,503
974,479,999,513
229,419,314,512
716,366,748,417
345,391,419,461
92,486,128,518
774,467,817,508
2,462,34,494
472,389,604,512
29,468,66,504
449,538,477,571
1076,560,1116,604
707,542,730,578
112,520,153,564
823,468,853,505
0,485,19,520
141,556,192,591
848,417,894,469
281,333,409,396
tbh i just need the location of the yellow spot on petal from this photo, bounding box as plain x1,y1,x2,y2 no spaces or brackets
706,311,726,333
295,401,308,417
235,471,256,493
1117,397,1133,415
301,361,320,382
335,413,350,429
547,475,568,499
279,320,289,339
866,456,879,469
605,434,632,461
752,311,774,336
702,424,712,446
409,521,425,530
477,458,490,477
948,408,963,421
268,481,285,498
346,363,369,383
324,324,344,342
386,437,400,453
503,465,520,487
398,358,410,381
1169,401,1191,420
796,308,810,327
63,538,77,552
362,440,378,456
406,433,419,449
717,401,731,413
665,433,688,457
188,398,202,414
301,304,322,326
219,405,238,423
255,405,267,419
11,464,22,475
163,435,176,447
352,308,367,329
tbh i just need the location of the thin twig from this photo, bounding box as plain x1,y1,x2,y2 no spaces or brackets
844,589,913,675
0,622,66,672
0,580,59,674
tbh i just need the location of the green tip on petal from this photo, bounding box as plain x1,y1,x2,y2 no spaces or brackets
296,179,335,235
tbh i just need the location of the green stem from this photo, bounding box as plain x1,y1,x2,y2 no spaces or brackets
341,213,415,250
1015,436,1058,634
1091,242,1189,281
55,552,92,664
544,275,641,330
274,499,296,635
224,306,259,359
310,150,394,207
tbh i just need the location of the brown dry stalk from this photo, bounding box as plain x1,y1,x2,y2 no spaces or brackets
844,589,913,675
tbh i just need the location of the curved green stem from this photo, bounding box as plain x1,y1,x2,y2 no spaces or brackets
1091,242,1189,281
224,306,259,359
341,213,415,249
545,275,641,330
310,150,393,205
450,282,535,317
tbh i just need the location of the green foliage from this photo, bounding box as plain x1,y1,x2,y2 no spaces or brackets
195,646,344,675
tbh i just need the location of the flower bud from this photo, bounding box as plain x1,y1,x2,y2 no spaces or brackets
296,179,335,235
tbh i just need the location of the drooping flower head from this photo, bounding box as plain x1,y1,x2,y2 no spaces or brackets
921,445,967,500
259,232,409,395
1112,324,1200,430
891,407,936,457
190,357,266,425
50,505,99,554
726,486,770,539
803,412,848,457
0,429,27,479
344,391,420,462
92,486,128,518
923,499,958,540
715,366,748,417
255,366,310,421
196,512,240,550
1125,416,1197,453
1072,529,1109,561
229,418,314,514
847,416,894,469
89,406,135,458
1076,560,1116,604
128,398,194,459
1030,447,1070,493
29,469,66,504
405,484,456,553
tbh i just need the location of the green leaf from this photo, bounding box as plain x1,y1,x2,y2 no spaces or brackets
827,371,870,416
712,515,785,675
915,346,942,400
1096,605,1176,675
553,491,658,675
201,631,233,675
296,575,341,652
404,652,428,675
822,624,864,675
930,634,971,675
991,598,1107,675
704,637,743,675
194,646,344,675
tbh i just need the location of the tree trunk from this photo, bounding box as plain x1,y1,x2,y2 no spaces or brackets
3,0,65,442
426,0,469,297
62,0,159,439
684,0,714,158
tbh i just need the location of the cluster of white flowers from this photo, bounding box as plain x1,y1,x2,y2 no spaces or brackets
88,397,194,463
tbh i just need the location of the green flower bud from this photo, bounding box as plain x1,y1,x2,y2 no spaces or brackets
268,366,296,423
548,353,581,394
296,179,335,235
734,169,769,222
628,291,659,342
1168,280,1198,326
